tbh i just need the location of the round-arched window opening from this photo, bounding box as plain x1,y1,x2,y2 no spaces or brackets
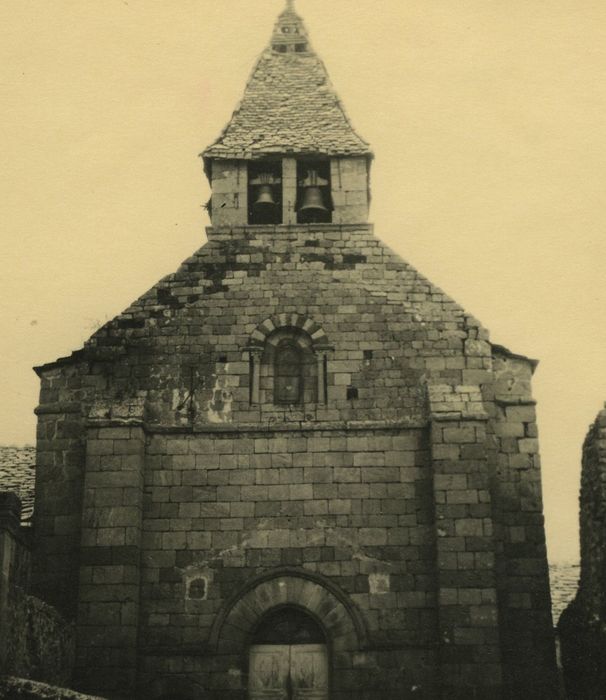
274,340,304,405
252,606,326,646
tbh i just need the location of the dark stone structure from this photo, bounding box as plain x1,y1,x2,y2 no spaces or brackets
0,492,75,688
29,2,558,698
0,676,105,700
559,404,606,699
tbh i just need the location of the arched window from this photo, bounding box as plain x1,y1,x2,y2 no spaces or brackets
274,340,303,404
247,317,331,407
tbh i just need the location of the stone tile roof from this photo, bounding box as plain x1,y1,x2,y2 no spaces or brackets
203,6,371,161
0,446,36,524
550,562,580,624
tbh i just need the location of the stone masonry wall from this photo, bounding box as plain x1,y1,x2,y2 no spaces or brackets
33,223,460,613
577,405,606,622
82,224,475,429
487,351,557,697
210,160,248,227
0,493,75,688
74,424,439,698
330,157,369,225
32,365,98,618
33,223,558,698
559,405,606,699
140,428,434,690
75,420,145,695
429,414,503,697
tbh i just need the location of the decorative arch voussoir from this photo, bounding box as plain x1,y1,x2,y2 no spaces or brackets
248,314,331,350
209,568,368,654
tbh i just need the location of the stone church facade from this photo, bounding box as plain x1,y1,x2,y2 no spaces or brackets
30,3,558,699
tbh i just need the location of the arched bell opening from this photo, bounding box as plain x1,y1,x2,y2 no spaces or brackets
248,159,283,225
296,159,332,224
248,605,330,700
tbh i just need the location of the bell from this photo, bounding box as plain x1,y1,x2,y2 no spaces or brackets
299,186,328,213
253,184,277,210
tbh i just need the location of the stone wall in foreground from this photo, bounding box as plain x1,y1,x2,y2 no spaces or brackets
0,493,75,688
0,676,105,700
559,405,606,699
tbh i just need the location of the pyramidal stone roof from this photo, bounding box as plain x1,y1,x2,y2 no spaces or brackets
203,1,371,162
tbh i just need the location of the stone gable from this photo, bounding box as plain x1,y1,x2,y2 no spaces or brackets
46,225,474,431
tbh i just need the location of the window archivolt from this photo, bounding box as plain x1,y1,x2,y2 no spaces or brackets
248,315,331,407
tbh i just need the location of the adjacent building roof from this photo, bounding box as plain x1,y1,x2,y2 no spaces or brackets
549,562,580,624
202,1,371,163
0,446,36,524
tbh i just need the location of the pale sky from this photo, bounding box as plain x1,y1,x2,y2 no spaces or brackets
1,0,605,563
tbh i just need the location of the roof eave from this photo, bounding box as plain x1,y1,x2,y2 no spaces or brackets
491,343,539,373
33,349,87,377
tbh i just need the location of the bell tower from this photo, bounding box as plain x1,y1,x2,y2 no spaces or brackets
202,0,372,227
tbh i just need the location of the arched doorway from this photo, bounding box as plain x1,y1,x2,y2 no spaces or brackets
248,606,329,700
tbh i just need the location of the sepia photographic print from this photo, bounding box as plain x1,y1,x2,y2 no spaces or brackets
1,1,605,698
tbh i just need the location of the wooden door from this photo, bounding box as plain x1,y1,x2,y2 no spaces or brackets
249,645,290,700
249,644,328,700
290,644,329,700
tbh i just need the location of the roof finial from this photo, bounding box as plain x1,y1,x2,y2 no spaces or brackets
286,0,295,11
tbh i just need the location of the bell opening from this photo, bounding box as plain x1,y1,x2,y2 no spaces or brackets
248,160,283,225
296,159,332,224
